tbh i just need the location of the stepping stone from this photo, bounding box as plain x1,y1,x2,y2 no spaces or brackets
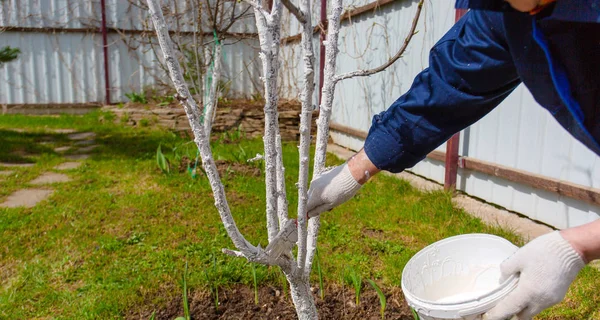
29,172,71,185
74,139,96,146
51,129,77,134
54,162,82,170
65,154,90,160
0,170,14,176
67,132,96,140
77,145,98,152
0,162,35,168
54,146,71,153
0,189,54,208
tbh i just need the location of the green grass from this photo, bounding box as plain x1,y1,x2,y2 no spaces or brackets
0,112,598,319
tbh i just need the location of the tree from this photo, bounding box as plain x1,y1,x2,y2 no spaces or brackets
146,0,423,318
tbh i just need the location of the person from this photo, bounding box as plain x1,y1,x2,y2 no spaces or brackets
305,0,600,319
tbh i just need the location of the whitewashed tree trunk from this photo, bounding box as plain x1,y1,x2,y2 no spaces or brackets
204,43,222,137
304,0,344,276
148,0,422,318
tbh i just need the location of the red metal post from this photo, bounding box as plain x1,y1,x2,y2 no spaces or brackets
318,0,327,104
444,8,468,191
100,0,111,105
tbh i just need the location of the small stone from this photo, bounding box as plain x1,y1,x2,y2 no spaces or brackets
74,139,96,146
54,146,71,153
0,189,54,208
51,129,77,134
54,162,82,170
67,132,96,140
77,145,98,153
0,162,35,168
29,172,71,185
65,154,90,160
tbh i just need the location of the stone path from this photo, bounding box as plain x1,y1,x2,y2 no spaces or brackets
0,130,96,209
54,162,82,170
0,189,54,208
29,172,71,185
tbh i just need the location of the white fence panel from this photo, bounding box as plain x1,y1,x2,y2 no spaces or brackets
0,0,260,105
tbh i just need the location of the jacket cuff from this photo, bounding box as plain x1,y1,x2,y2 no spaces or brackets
363,115,425,174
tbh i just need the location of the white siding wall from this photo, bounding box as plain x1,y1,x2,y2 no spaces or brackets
0,0,260,104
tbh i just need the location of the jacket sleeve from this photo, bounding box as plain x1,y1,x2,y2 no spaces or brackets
364,10,521,173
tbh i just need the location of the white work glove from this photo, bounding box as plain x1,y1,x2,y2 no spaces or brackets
306,163,362,218
484,231,585,320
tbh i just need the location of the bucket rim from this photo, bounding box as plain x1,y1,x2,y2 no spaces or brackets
401,233,519,307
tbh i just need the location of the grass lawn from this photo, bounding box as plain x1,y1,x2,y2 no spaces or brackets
0,111,598,319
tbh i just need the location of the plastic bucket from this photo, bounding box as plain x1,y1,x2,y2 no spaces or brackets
401,234,519,320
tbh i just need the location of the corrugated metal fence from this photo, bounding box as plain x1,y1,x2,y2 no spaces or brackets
278,0,600,230
0,0,260,106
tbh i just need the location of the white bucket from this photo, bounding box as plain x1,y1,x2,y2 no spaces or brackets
401,234,519,320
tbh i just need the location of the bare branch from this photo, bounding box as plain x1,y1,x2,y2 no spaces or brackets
204,43,222,136
293,0,316,278
146,0,258,257
243,0,269,18
281,0,306,23
334,0,424,82
305,0,344,277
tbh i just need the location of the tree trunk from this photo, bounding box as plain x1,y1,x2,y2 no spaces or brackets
287,274,318,320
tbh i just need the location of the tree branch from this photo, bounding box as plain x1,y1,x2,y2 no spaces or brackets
146,0,259,259
281,0,306,23
334,0,424,83
305,0,344,277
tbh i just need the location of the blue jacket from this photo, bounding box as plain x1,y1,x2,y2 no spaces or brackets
364,1,600,173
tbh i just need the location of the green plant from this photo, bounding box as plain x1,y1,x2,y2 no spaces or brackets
204,253,220,310
175,262,190,320
278,268,288,298
315,248,324,299
156,144,170,174
250,92,262,102
251,263,258,305
0,46,20,66
139,118,150,127
230,145,247,163
347,268,362,306
367,279,386,319
148,311,156,320
216,79,231,98
125,91,148,104
411,308,421,320
120,113,130,124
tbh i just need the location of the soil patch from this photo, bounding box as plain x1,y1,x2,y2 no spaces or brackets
130,285,413,320
179,157,261,177
0,189,54,208
0,170,14,176
214,160,261,177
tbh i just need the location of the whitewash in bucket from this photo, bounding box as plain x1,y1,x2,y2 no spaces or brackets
401,234,519,320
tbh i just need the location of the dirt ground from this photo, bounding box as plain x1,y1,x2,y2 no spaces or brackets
130,285,415,320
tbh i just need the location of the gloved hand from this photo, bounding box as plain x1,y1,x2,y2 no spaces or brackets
484,231,585,320
306,163,362,218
